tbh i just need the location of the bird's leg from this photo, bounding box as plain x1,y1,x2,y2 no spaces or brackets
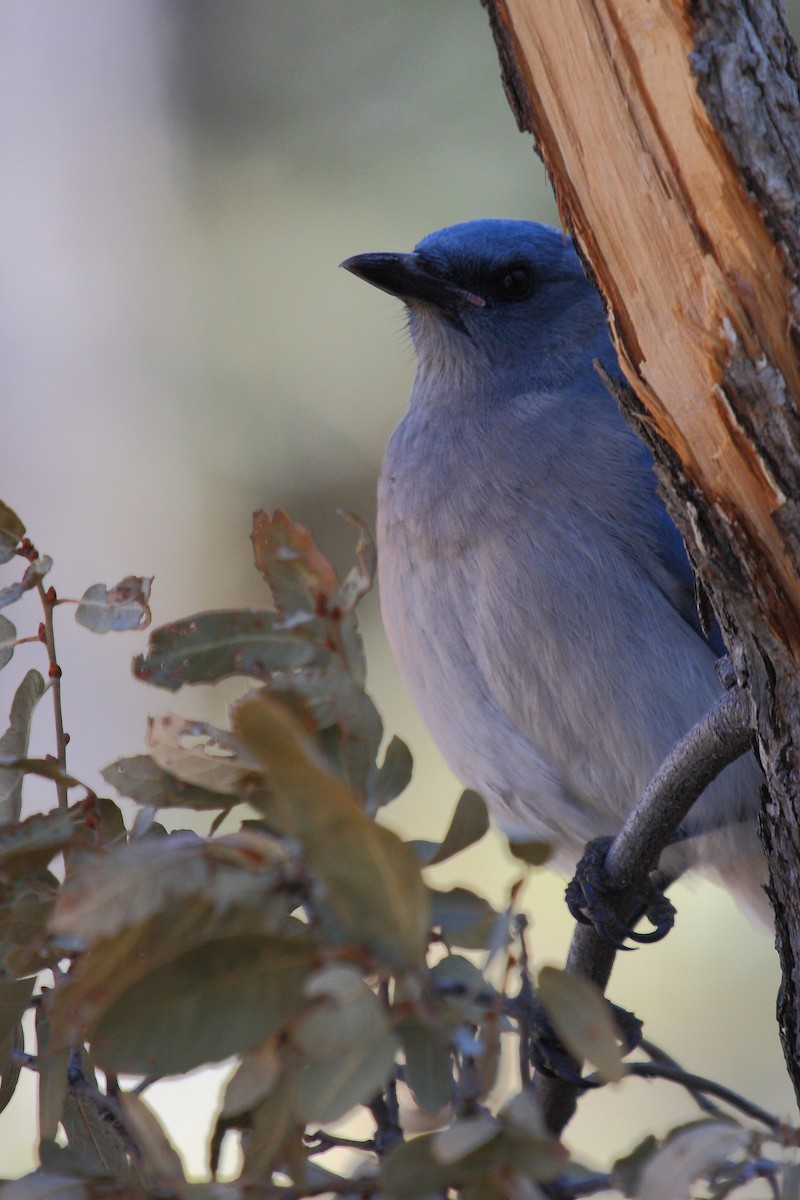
565,837,677,950
514,988,643,1086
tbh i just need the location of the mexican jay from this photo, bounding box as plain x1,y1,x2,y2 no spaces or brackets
342,219,766,919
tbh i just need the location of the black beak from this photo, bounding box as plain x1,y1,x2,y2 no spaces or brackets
340,251,485,311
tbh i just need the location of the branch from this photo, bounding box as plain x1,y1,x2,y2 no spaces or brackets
536,685,752,1132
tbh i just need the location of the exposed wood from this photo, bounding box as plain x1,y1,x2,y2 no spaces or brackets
482,0,800,1113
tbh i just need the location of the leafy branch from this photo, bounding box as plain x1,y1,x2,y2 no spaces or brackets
0,499,794,1199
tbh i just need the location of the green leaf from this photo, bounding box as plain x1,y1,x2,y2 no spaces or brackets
118,1092,185,1186
0,977,35,1047
50,829,289,946
75,576,152,633
145,712,261,794
235,695,429,971
0,870,60,976
61,1087,130,1179
0,1173,90,1199
264,664,384,802
251,508,371,685
0,614,16,671
101,754,239,811
242,1072,301,1180
252,508,339,620
0,502,25,564
429,887,498,949
367,735,413,812
0,808,85,880
398,1017,452,1113
636,1120,748,1200
36,1005,69,1147
383,1122,565,1200
411,790,489,868
430,954,495,1023
293,1026,398,1124
0,670,46,822
222,1038,283,1118
0,1018,24,1117
88,932,317,1075
291,965,399,1123
0,557,52,611
134,608,332,691
537,966,624,1083
611,1134,659,1197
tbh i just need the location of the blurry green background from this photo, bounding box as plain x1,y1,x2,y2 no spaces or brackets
1,0,795,1184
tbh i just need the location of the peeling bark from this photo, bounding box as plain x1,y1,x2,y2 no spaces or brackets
482,0,800,1104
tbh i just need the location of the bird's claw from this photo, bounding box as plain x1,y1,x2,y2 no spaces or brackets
565,836,676,948
524,993,643,1084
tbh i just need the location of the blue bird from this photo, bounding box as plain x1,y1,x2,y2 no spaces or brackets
342,219,766,922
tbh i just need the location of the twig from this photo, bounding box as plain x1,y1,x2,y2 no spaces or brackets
623,1061,783,1132
305,1129,377,1154
639,1037,723,1117
535,685,752,1133
36,580,69,810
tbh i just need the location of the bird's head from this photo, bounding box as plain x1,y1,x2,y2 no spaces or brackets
341,219,612,396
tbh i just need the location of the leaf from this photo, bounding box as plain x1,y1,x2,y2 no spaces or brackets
134,607,331,691
101,754,238,811
235,694,429,970
508,839,553,866
222,1037,283,1118
0,870,61,976
36,1005,69,1147
429,887,499,949
75,576,152,633
0,614,16,671
264,664,384,801
242,1073,301,1180
411,791,489,868
367,735,413,812
433,1114,500,1164
291,965,399,1123
382,1122,566,1200
61,1087,130,1178
251,508,371,684
0,1018,24,1117
0,808,85,880
0,501,25,564
146,713,261,794
0,557,51,611
399,1018,452,1114
87,932,317,1075
118,1092,185,1186
0,1174,90,1199
611,1134,659,1197
50,829,288,946
0,670,46,822
251,508,339,620
429,954,495,1024
0,977,35,1047
635,1120,748,1200
537,966,624,1083
293,1025,398,1124
335,510,377,613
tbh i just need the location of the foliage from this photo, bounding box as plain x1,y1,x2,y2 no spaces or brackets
0,500,795,1198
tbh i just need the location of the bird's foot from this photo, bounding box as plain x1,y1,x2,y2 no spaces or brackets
565,836,676,949
524,992,643,1084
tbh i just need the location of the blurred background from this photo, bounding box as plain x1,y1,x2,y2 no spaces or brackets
0,0,796,1184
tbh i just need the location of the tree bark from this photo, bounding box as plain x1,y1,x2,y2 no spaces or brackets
481,0,800,1103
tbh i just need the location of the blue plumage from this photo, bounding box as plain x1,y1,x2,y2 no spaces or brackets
343,219,764,917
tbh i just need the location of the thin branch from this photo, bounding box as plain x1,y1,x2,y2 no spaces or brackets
36,580,69,810
623,1061,783,1133
536,685,752,1133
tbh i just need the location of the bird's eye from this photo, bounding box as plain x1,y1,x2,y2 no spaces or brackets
498,266,534,301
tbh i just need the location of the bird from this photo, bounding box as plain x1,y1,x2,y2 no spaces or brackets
341,219,767,925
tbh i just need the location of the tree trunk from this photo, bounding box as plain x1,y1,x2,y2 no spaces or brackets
482,0,800,1101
